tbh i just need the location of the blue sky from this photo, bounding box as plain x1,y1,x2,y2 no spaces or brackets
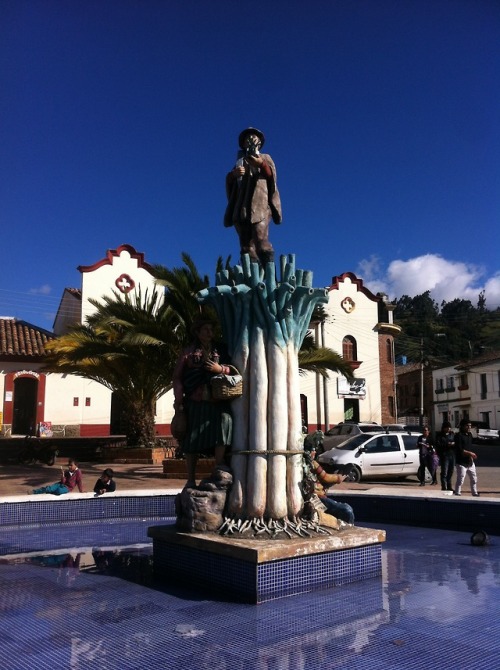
1,0,499,331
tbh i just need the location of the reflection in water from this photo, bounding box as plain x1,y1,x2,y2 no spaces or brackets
1,524,498,670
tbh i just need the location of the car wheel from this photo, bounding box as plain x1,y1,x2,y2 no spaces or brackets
45,454,56,466
346,466,362,483
18,450,35,466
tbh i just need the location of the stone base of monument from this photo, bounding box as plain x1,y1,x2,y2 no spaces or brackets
147,524,386,604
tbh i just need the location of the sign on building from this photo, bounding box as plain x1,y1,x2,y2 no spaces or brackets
337,377,366,398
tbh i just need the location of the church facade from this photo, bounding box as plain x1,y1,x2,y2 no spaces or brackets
0,245,400,438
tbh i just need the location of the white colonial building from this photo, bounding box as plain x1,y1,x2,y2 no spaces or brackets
299,272,401,431
0,245,173,437
1,246,400,438
432,352,500,431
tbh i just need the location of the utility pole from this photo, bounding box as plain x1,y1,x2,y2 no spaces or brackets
420,337,424,428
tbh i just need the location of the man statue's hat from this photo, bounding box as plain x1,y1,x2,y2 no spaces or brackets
238,127,265,149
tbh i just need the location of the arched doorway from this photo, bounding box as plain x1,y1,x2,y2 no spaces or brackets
12,377,38,435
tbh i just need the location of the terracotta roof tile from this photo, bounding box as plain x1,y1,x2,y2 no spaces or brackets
0,318,54,358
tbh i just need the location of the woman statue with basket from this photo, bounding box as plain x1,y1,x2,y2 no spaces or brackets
172,317,240,488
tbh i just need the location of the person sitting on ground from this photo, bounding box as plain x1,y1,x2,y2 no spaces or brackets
303,441,355,525
93,468,116,495
32,458,84,495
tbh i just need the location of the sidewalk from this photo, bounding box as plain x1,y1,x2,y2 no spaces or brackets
2,461,499,499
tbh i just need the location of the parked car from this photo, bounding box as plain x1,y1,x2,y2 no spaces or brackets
318,430,424,482
469,421,500,443
383,424,407,432
322,422,384,452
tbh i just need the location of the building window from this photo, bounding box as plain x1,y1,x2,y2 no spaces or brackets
480,374,487,400
85,397,91,407
436,378,444,393
73,397,79,406
480,412,490,427
388,396,395,417
445,376,455,392
386,339,393,364
342,336,357,361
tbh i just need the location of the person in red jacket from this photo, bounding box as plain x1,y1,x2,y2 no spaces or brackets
32,459,84,495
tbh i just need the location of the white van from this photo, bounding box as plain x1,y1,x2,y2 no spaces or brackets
317,431,424,482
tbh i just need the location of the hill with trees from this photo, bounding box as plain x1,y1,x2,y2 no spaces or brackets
393,290,500,365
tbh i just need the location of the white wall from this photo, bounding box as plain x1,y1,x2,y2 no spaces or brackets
432,360,500,431
44,373,112,427
299,274,382,427
81,246,160,323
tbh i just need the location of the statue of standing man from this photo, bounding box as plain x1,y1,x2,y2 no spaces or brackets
224,128,282,266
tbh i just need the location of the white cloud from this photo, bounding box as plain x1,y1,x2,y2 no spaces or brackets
357,254,500,309
29,284,52,295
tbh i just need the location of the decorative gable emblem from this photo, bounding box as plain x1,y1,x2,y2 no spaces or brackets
341,297,355,313
115,274,135,294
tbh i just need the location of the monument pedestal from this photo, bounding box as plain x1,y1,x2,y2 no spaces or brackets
148,525,386,603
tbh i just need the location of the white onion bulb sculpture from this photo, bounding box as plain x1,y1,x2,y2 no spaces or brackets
197,254,329,537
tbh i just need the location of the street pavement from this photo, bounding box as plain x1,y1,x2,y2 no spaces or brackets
1,440,499,499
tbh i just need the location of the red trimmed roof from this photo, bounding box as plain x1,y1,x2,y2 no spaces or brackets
328,272,380,302
77,244,153,274
0,318,54,358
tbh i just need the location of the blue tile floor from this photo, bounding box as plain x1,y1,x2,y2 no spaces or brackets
0,521,498,670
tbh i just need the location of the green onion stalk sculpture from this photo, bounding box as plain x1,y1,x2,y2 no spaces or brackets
197,253,329,537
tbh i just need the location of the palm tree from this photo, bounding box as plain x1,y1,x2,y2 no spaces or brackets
43,254,352,447
153,255,353,381
298,331,354,381
298,304,354,381
151,252,223,343
43,289,177,446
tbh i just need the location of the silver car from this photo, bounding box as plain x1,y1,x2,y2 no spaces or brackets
321,422,384,452
318,430,424,482
469,421,499,443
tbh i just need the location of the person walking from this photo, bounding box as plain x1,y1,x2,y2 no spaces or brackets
436,422,456,492
417,426,438,485
454,419,479,497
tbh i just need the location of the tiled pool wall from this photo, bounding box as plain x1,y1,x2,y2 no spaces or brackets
0,493,177,528
333,493,500,535
3,492,498,534
1,491,498,605
152,536,383,603
0,519,172,556
0,494,177,556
